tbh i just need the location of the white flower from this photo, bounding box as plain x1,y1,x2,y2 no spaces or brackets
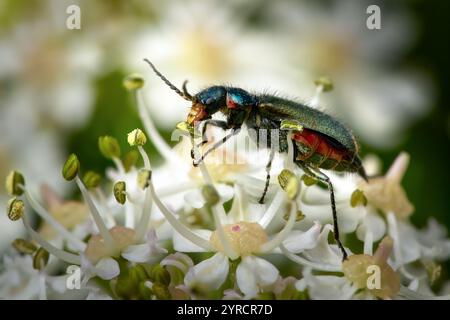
154,166,303,298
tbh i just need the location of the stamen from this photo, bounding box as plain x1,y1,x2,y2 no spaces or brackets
280,245,341,272
364,230,373,255
134,189,153,242
148,182,213,251
198,163,227,223
22,213,81,264
113,157,125,175
259,201,297,253
75,177,116,252
387,212,402,268
133,145,154,240
135,90,178,163
310,85,323,108
311,76,333,108
259,190,285,229
191,136,236,258
157,181,199,197
21,187,86,251
95,189,116,227
39,274,47,300
138,146,151,170
125,201,135,229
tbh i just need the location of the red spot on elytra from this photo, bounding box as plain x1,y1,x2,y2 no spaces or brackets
226,94,238,109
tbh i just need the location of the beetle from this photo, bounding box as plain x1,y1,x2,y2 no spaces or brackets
144,59,368,260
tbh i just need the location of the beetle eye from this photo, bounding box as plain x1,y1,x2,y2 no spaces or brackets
226,93,243,109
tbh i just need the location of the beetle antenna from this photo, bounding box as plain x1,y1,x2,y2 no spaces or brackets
182,80,193,100
143,59,192,101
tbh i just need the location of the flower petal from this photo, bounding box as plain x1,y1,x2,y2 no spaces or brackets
184,252,229,291
94,257,120,280
356,208,386,242
302,224,345,267
283,221,321,253
121,243,153,263
236,256,279,298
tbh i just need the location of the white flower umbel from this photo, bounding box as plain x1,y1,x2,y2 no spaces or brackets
146,139,304,298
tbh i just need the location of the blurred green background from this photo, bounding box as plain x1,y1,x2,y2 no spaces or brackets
0,0,449,253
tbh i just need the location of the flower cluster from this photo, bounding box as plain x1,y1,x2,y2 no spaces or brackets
1,75,449,300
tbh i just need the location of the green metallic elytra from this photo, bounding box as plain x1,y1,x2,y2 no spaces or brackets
258,95,358,154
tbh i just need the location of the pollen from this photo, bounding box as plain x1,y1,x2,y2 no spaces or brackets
210,221,268,256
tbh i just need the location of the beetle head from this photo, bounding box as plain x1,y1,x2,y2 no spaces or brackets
186,86,226,125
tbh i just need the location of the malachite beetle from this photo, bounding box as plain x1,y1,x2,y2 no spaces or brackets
144,59,368,260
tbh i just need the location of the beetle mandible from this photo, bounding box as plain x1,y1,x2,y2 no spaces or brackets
144,59,368,260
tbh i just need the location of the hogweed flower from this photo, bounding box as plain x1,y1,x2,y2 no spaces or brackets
1,75,449,300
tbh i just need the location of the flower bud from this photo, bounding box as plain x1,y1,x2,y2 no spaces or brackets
33,247,50,270
148,265,171,286
113,181,126,205
127,129,147,146
83,171,101,189
5,171,25,196
129,264,149,285
7,198,24,221
12,238,37,255
138,282,153,300
152,282,171,300
98,136,121,159
62,154,80,181
123,73,144,90
278,169,299,199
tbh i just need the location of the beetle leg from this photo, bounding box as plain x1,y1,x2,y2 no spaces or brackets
258,148,275,204
192,128,241,166
298,163,348,261
190,120,229,160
